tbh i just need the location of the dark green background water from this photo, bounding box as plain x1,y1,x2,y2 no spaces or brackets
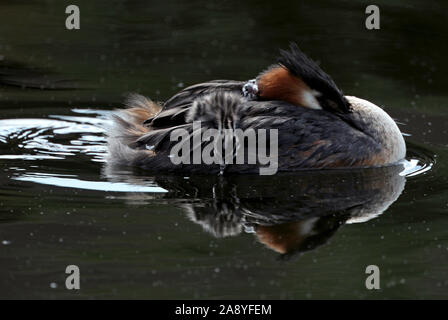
1,0,448,299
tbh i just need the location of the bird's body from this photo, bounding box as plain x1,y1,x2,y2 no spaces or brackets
107,44,406,174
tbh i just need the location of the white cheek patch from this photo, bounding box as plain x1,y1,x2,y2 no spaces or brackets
301,90,322,110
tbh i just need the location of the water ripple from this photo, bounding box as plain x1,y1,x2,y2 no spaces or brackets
0,108,436,195
0,109,111,163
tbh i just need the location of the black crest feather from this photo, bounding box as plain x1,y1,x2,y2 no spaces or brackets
278,42,350,113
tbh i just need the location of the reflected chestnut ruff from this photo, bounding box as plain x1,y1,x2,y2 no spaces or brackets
104,163,405,259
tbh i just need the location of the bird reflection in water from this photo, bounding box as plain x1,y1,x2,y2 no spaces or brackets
104,164,406,258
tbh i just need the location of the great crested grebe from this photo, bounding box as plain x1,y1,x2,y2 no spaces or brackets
107,43,406,174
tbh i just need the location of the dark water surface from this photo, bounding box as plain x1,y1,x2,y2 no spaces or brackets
1,0,448,299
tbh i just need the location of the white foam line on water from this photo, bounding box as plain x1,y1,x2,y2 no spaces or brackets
0,155,65,160
13,175,168,193
71,108,112,116
404,163,433,177
399,158,433,177
49,115,110,127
